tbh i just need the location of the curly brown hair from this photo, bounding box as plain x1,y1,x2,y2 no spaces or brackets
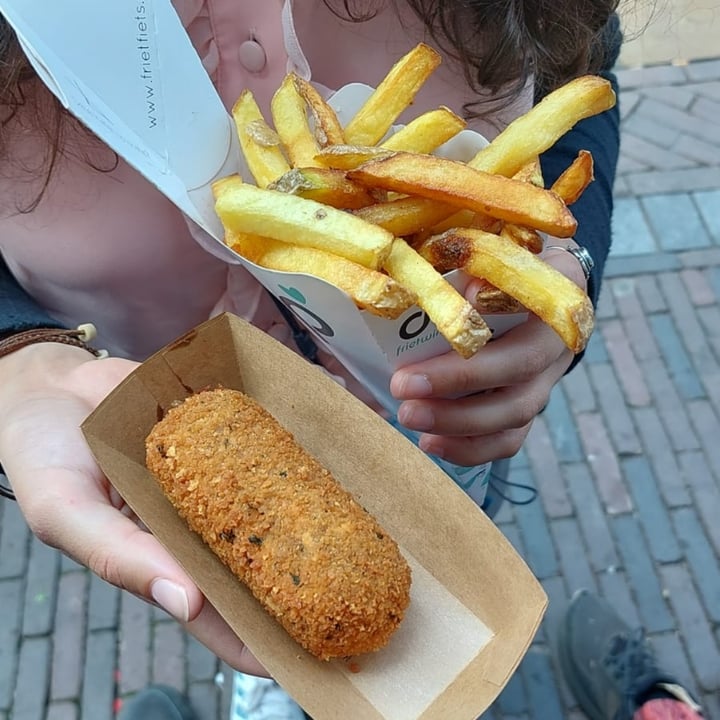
0,15,117,212
324,0,621,107
0,1,621,211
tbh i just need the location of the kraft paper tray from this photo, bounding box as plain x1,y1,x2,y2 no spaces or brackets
82,313,546,720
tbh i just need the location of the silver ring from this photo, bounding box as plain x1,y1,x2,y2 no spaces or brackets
545,245,594,281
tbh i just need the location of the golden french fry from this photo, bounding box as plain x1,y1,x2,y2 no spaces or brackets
382,238,492,358
551,150,594,205
430,158,545,238
415,226,525,271
315,144,395,170
380,106,466,154
226,232,415,319
512,158,545,187
211,174,244,199
363,77,611,235
268,167,384,209
499,160,546,254
349,152,578,238
500,224,544,254
292,75,346,147
217,59,610,360
353,195,458,237
232,90,290,188
271,73,322,168
420,209,502,243
471,213,505,234
343,43,442,146
429,228,594,352
473,278,526,315
415,232,469,273
469,75,616,177
213,180,394,270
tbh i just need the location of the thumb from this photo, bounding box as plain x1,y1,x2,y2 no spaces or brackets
63,487,267,673
29,471,205,623
25,468,264,674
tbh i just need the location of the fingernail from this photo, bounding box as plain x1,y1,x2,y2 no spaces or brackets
151,579,190,622
397,373,432,398
399,403,435,432
419,436,444,459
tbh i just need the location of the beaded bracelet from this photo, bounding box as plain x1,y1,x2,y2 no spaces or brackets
0,323,108,500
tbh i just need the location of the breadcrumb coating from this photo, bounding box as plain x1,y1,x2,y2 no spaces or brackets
145,388,411,660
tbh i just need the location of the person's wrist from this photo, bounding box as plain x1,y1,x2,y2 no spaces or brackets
0,324,107,392
0,340,100,406
0,342,101,501
0,324,106,360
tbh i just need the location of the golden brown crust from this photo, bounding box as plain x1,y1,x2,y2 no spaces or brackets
145,388,411,660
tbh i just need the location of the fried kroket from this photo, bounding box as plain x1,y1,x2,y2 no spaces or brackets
145,388,411,660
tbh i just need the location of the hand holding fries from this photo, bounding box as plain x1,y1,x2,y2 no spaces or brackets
389,291,579,467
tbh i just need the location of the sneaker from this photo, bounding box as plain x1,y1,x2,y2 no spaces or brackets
118,685,197,720
558,590,701,720
230,672,306,720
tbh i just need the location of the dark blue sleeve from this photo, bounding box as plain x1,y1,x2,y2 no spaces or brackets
537,15,621,371
0,254,63,336
538,71,620,310
537,13,622,310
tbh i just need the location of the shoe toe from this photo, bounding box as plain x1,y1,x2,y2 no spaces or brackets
565,589,631,654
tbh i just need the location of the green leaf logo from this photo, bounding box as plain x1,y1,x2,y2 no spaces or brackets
278,285,306,304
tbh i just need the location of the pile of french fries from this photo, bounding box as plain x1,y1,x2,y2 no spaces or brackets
213,43,616,358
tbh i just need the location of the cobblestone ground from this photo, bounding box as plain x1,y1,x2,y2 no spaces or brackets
1,59,719,720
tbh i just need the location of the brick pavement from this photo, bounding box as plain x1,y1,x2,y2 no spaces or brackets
1,58,719,720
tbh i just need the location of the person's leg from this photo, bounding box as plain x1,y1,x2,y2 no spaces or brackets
230,672,307,720
558,590,702,720
118,685,197,720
